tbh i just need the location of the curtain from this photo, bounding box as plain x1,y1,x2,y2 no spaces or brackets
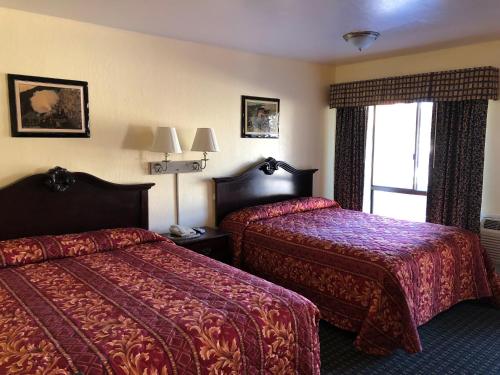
426,100,488,232
334,106,368,211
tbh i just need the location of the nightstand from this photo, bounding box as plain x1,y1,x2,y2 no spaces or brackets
161,227,231,264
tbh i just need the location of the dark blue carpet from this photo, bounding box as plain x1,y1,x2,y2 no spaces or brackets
319,301,500,374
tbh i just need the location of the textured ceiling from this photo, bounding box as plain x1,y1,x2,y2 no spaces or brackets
1,0,500,63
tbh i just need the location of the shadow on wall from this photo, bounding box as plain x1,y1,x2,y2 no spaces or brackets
122,124,154,151
122,124,155,174
205,175,217,226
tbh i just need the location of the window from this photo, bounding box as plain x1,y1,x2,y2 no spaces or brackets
363,102,433,222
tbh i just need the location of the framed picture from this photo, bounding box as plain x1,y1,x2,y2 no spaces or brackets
8,74,90,138
241,95,280,138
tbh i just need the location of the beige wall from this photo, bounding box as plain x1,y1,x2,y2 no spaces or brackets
5,7,497,232
332,41,500,217
0,8,332,232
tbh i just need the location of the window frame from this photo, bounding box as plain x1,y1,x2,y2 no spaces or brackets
368,103,431,215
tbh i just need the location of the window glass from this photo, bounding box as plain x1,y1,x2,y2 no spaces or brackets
372,191,427,222
372,103,417,189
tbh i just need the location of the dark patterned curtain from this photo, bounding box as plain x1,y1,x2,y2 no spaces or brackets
334,106,368,210
426,100,488,232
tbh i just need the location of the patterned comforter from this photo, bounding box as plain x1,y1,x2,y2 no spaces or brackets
221,197,500,355
0,228,321,374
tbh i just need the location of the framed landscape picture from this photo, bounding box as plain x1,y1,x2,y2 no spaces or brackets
241,95,280,138
8,74,90,138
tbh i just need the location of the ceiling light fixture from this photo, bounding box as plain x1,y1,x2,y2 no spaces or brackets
343,31,380,51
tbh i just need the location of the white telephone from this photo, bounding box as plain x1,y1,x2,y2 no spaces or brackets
169,225,198,238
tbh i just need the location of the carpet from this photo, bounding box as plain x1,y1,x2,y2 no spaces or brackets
319,301,500,374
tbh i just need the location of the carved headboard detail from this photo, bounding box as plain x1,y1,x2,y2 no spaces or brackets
213,157,317,224
0,168,154,241
44,166,76,192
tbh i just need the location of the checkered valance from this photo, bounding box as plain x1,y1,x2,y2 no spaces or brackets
329,66,499,108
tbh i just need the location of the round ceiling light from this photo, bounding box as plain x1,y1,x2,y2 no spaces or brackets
342,31,380,51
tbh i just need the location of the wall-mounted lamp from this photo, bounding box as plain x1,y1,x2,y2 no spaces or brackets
150,127,182,172
191,127,220,170
148,126,220,225
149,127,220,174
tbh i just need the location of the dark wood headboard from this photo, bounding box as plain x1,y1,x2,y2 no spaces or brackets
213,157,317,224
0,167,154,241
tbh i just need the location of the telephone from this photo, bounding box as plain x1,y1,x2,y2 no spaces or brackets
169,225,199,238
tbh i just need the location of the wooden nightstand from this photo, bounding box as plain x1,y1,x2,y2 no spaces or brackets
161,227,231,264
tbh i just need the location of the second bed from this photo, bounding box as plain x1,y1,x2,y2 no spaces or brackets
215,158,500,355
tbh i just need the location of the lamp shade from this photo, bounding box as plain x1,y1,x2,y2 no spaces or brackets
191,128,220,152
151,127,182,154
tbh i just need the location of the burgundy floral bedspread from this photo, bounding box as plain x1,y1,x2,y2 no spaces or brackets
0,228,320,374
221,197,500,355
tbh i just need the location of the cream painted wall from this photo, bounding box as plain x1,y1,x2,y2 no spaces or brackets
0,8,332,232
332,40,500,217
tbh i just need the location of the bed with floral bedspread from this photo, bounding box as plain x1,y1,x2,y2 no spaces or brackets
221,197,500,355
0,228,320,374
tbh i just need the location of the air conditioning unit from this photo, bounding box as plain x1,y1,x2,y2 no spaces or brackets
480,217,500,270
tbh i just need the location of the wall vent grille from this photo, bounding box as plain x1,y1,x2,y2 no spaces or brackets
481,217,500,267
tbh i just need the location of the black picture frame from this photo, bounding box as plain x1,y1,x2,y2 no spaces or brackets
7,74,90,138
241,95,280,138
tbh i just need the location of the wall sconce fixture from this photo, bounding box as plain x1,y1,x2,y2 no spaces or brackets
148,126,220,225
150,127,182,173
149,127,220,174
191,127,220,171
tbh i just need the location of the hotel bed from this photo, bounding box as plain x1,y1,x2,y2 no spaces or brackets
215,158,500,356
0,167,321,374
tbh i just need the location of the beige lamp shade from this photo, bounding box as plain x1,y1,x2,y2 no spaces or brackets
151,127,182,154
191,128,220,152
